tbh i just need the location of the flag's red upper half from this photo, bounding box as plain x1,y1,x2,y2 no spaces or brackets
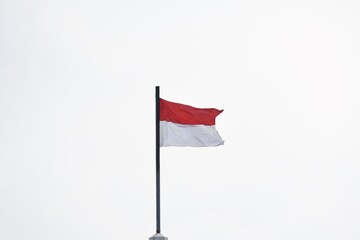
160,98,223,126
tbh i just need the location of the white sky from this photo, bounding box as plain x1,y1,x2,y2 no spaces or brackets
1,0,360,239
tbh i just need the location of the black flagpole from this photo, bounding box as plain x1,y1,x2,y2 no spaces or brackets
155,86,161,234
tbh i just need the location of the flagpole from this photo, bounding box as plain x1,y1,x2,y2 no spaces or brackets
149,86,167,240
155,86,161,233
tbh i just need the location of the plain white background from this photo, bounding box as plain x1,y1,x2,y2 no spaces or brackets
1,0,360,239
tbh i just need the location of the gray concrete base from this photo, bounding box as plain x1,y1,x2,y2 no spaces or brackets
149,233,168,240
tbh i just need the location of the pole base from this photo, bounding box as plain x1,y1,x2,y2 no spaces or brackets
149,233,168,240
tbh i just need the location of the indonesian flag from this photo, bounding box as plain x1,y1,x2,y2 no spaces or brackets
160,98,224,147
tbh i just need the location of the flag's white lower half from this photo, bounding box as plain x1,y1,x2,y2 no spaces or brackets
160,121,224,147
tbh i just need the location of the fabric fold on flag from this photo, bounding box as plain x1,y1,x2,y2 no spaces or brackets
160,98,224,147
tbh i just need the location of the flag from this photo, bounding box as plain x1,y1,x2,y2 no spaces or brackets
159,98,224,147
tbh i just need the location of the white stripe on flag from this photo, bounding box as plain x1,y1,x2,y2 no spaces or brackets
160,121,224,147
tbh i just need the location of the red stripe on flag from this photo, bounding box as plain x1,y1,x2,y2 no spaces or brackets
160,98,223,125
